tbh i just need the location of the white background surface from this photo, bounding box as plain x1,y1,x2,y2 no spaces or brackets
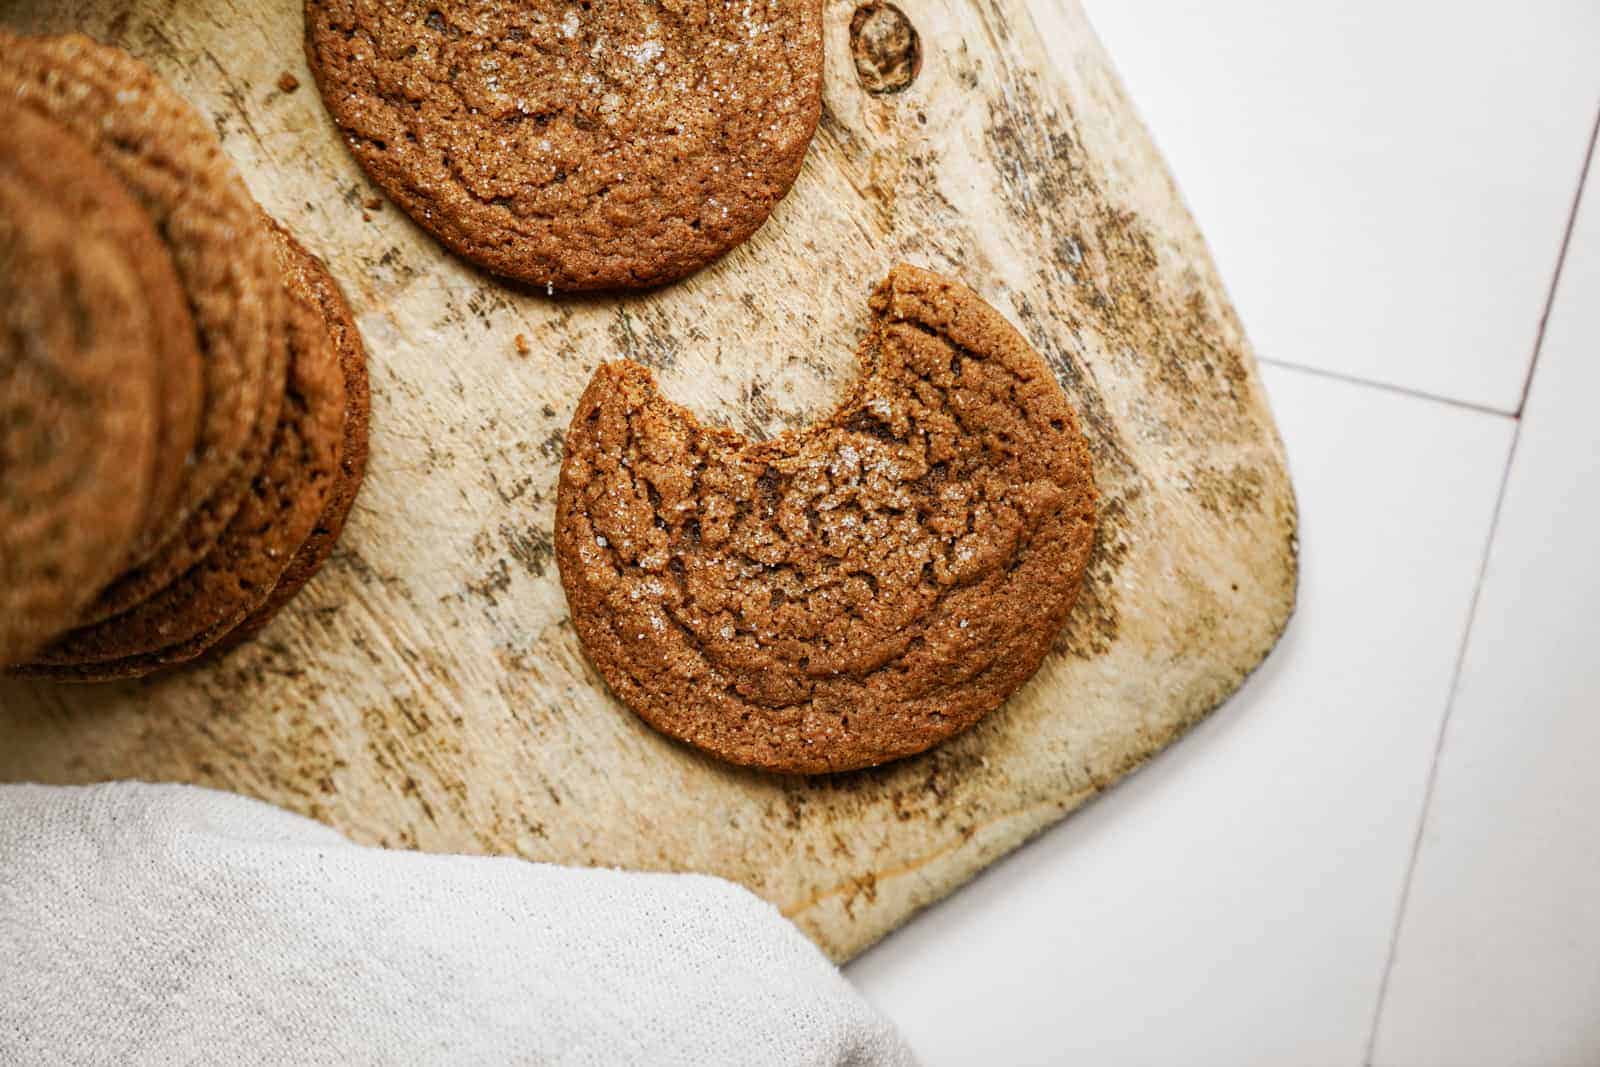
848,3,1600,1063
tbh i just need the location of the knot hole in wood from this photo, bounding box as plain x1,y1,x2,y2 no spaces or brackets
850,1,922,94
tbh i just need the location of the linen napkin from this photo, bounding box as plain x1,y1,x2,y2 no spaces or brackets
0,782,915,1066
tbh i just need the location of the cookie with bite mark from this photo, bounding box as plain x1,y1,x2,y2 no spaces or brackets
556,265,1098,773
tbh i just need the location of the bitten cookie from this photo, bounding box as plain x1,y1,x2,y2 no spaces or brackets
304,0,823,290
0,103,202,564
17,222,347,679
215,230,372,653
0,31,285,564
0,173,159,666
556,265,1099,774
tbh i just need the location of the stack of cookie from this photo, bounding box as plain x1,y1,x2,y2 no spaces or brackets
0,33,370,681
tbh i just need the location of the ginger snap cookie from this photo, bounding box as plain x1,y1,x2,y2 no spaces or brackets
304,0,824,290
17,222,347,679
0,102,202,564
0,31,285,560
556,265,1099,774
0,173,159,666
77,215,291,627
215,230,372,653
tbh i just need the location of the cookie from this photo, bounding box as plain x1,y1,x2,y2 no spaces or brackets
556,265,1099,774
0,171,159,666
0,32,285,558
16,220,347,678
76,226,289,627
215,231,371,653
0,103,202,564
304,0,824,290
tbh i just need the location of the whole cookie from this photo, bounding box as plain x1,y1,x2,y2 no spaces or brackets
0,175,159,666
305,0,824,290
0,32,284,557
215,231,372,653
0,103,202,564
556,265,1099,774
17,221,347,677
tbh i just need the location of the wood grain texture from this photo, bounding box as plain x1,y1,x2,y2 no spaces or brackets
0,0,1297,961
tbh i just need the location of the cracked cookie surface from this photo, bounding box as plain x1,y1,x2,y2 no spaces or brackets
305,0,823,290
556,265,1098,773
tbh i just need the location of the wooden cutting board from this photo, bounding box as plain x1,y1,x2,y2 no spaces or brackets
0,0,1296,962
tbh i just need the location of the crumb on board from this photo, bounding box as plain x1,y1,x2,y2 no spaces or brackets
514,334,531,357
276,71,300,94
363,197,383,211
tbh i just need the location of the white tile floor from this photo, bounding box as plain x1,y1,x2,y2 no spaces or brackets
1071,0,1600,414
1373,127,1600,1067
848,5,1600,1063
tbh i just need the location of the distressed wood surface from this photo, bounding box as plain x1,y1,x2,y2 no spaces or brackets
0,0,1296,961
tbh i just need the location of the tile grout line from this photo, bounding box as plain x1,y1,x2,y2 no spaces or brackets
1359,103,1599,1067
1517,103,1600,417
1359,419,1519,1067
1356,419,1516,1067
1255,357,1515,419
